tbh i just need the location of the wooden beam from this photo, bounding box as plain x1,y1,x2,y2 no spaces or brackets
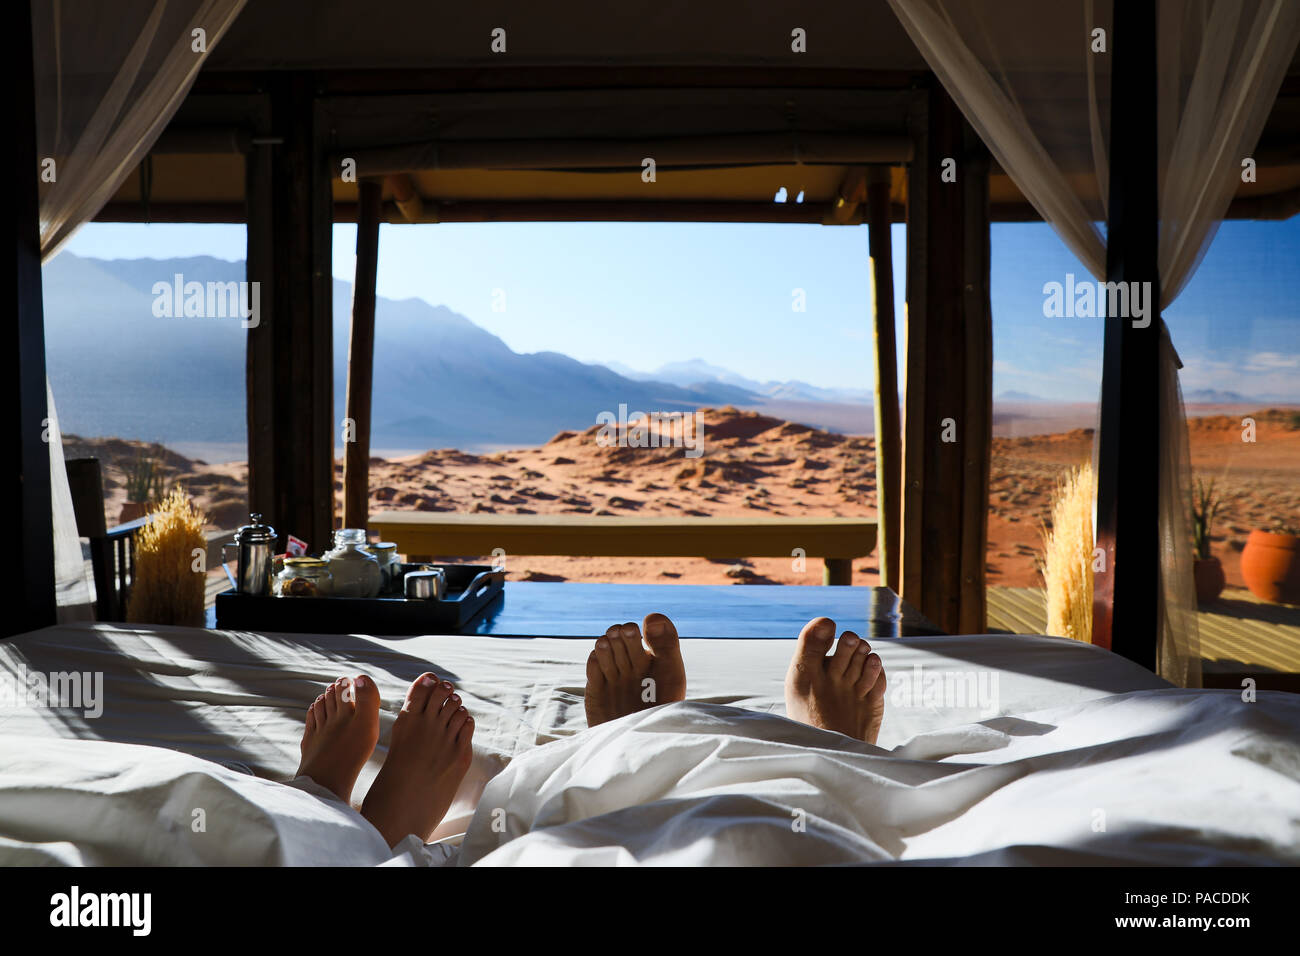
340,133,913,175
370,513,877,562
245,101,276,544
868,167,902,591
194,66,928,98
824,166,868,225
247,75,335,553
342,181,382,529
899,83,993,635
385,173,423,223
97,199,872,225
2,0,56,637
1092,1,1160,669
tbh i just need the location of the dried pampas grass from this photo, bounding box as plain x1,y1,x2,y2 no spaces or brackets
126,487,207,627
1040,462,1094,643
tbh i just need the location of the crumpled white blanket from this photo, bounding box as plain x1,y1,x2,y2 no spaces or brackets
4,689,1295,865
453,692,1300,865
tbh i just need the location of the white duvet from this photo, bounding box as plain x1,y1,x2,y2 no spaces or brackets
458,692,1300,865
0,623,1297,865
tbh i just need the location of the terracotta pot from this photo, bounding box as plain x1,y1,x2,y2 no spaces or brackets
1240,530,1300,605
1193,556,1225,605
118,500,149,524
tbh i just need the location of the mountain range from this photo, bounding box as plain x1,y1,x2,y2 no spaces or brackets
40,254,865,455
40,254,1275,459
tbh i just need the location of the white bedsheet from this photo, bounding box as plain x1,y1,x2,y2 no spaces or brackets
458,694,1300,865
3,622,1293,865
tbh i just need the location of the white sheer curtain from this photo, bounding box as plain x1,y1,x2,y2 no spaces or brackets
32,0,246,619
887,0,1300,686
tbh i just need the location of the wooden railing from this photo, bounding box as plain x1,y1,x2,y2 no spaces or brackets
369,513,877,585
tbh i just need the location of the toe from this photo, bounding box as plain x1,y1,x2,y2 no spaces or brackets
843,632,869,683
593,638,619,682
642,612,680,655
855,653,884,698
437,693,462,726
621,623,649,666
794,617,835,672
606,625,633,675
304,702,318,734
404,673,441,713
323,683,339,717
828,631,860,678
447,705,470,737
351,674,380,713
456,714,475,749
586,649,607,689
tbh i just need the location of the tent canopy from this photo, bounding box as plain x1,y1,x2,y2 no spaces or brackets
86,0,1300,225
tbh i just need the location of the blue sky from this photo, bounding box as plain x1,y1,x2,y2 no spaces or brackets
58,216,1300,401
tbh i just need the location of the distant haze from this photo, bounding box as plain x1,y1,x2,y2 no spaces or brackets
42,254,877,460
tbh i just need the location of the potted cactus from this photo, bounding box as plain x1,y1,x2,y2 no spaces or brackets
1191,478,1225,605
119,450,166,523
1241,522,1300,606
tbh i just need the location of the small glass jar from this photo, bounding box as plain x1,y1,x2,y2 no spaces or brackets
324,528,383,598
274,557,333,597
364,541,400,593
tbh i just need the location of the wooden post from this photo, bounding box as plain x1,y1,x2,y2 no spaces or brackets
245,98,276,541
3,0,57,637
246,74,335,552
342,181,382,529
868,167,902,591
1092,1,1160,669
900,83,993,635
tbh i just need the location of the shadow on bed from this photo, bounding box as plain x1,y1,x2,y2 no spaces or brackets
0,623,466,777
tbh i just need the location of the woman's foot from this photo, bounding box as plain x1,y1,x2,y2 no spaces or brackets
296,675,381,803
784,617,887,744
361,673,474,848
585,612,687,726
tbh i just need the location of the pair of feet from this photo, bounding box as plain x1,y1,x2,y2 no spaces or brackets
585,612,888,744
295,673,474,848
296,613,887,848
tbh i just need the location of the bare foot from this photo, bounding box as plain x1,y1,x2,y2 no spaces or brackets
296,675,381,803
784,617,887,744
585,612,687,726
361,673,474,848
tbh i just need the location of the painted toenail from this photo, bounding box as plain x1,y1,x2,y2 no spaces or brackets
420,676,435,687
355,676,367,687
442,681,453,690
597,639,608,648
856,642,869,653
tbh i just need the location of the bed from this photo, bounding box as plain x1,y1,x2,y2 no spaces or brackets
1,622,1296,865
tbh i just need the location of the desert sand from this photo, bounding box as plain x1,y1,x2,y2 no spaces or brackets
66,405,1300,591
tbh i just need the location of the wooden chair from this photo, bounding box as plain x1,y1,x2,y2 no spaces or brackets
65,457,150,622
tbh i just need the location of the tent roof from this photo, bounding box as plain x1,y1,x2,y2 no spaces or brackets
92,0,1300,225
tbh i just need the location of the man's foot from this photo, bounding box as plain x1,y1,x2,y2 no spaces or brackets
784,617,887,744
585,612,687,726
296,675,381,803
361,673,474,848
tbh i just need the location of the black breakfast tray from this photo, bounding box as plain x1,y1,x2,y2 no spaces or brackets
214,563,504,635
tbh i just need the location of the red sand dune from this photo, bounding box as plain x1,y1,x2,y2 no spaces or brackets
67,405,1300,591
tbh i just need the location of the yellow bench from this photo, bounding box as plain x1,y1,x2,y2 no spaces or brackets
369,513,877,585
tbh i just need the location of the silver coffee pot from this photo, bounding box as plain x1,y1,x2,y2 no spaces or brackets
223,514,277,596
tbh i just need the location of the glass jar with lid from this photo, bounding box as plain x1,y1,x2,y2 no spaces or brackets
324,528,383,598
363,541,400,593
274,557,333,597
